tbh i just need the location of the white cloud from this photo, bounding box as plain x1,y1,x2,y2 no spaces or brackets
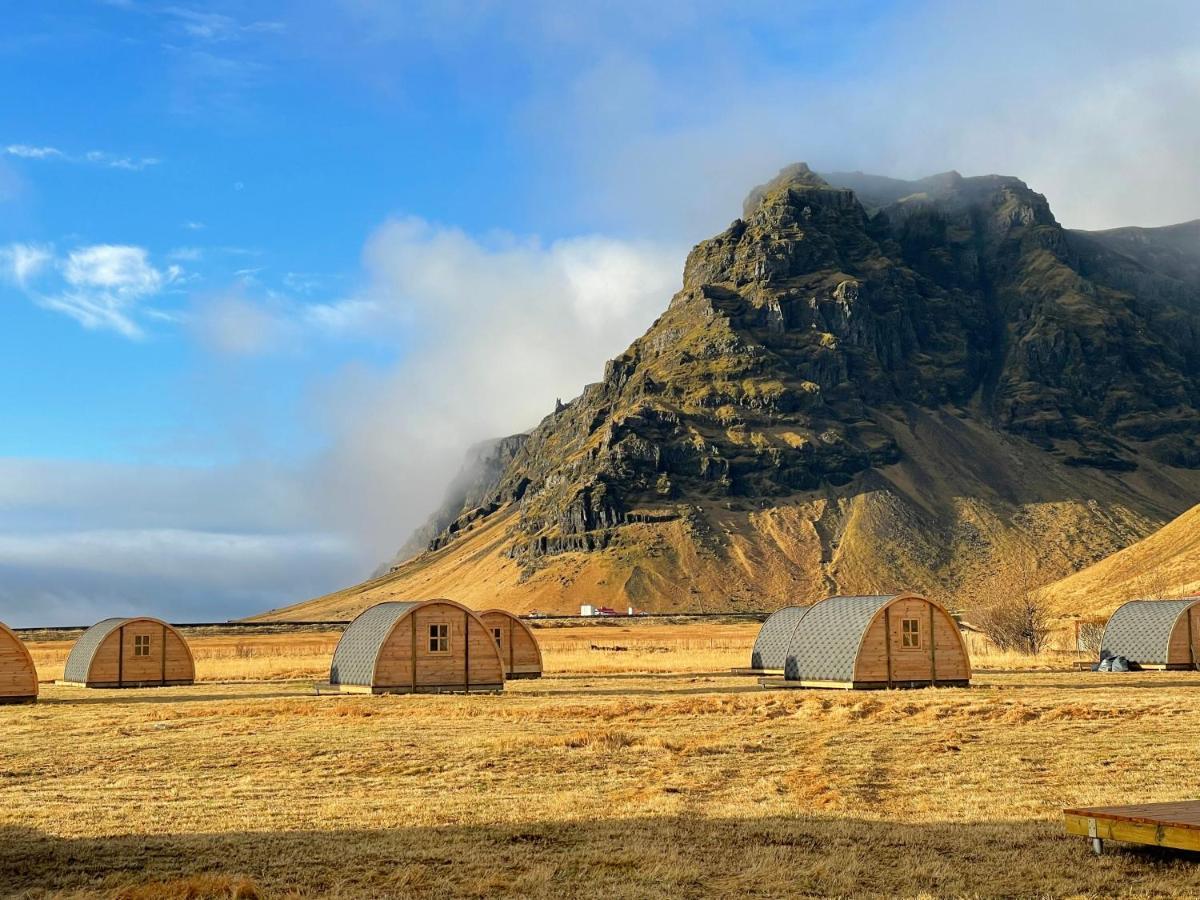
307,217,681,561
1,242,181,337
0,242,52,286
4,144,159,171
4,144,65,160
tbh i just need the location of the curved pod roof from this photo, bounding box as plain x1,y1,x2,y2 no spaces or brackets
751,606,811,670
784,593,971,685
0,621,38,702
63,617,195,686
1101,598,1200,666
330,601,421,686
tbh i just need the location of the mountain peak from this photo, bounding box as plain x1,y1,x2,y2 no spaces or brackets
742,162,835,218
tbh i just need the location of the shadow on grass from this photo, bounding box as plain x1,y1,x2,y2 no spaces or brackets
2,814,1199,898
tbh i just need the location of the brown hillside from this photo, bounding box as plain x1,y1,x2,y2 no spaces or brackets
1043,503,1200,619
254,409,1200,621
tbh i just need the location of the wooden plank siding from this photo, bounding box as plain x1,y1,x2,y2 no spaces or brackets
0,622,38,702
854,596,970,686
1167,605,1200,667
479,610,543,679
371,601,504,693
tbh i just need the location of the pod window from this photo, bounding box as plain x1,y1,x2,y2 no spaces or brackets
133,634,152,657
900,618,921,649
428,623,449,653
492,627,503,647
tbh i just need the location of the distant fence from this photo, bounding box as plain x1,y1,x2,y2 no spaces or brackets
14,610,769,637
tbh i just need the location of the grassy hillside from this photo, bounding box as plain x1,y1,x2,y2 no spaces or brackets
1044,503,1200,618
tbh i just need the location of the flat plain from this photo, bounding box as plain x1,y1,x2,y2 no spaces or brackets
5,623,1200,898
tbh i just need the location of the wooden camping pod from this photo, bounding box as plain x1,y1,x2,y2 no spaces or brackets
478,609,543,679
60,617,195,688
762,593,971,690
329,599,505,694
1101,597,1200,669
0,622,38,703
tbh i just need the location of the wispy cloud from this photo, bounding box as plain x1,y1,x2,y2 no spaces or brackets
1,242,182,338
167,246,204,262
4,144,65,160
4,143,160,171
162,7,285,42
0,242,53,286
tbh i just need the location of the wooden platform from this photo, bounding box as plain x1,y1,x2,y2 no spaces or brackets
1065,800,1200,855
729,667,782,676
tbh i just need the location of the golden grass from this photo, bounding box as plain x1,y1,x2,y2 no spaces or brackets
27,623,1081,686
28,633,343,684
7,624,1199,897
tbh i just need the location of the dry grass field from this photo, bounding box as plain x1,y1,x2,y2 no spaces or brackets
5,622,1200,898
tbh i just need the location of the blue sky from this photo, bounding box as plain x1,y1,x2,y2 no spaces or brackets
1,1,1198,625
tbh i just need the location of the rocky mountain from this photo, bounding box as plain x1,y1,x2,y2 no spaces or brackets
261,164,1200,621
1043,502,1200,618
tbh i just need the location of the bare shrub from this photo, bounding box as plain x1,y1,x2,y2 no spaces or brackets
1124,569,1183,601
1074,620,1105,655
965,552,1053,655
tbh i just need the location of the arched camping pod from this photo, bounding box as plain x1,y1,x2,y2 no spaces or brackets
1100,598,1200,669
478,609,543,679
61,618,195,688
329,599,505,694
766,593,971,690
734,606,812,675
0,622,38,703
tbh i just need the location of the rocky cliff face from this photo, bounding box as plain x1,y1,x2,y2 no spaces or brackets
269,164,1200,621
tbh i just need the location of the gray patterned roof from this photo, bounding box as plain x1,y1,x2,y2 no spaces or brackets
751,606,811,669
785,595,897,682
1101,598,1200,664
330,601,420,686
63,618,127,683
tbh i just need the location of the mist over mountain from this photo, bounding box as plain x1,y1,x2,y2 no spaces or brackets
265,163,1200,620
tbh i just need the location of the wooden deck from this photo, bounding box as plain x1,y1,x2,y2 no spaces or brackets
1065,800,1200,855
